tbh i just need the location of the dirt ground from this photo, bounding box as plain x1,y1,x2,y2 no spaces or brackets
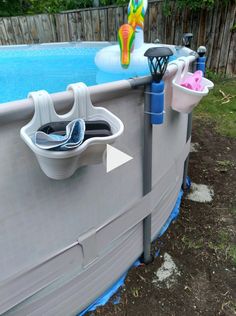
88,117,236,316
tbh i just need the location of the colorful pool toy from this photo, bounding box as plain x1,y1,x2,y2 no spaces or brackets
95,0,183,83
128,0,146,31
118,24,135,69
95,0,155,77
180,70,204,91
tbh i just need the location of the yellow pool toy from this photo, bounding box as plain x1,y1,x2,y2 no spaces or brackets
128,0,145,31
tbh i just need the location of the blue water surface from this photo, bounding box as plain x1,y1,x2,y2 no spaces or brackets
0,45,104,103
0,44,176,104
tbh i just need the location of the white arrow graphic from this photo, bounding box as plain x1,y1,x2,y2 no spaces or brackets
106,144,133,173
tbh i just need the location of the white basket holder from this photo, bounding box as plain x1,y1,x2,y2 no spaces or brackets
170,57,214,113
20,82,124,180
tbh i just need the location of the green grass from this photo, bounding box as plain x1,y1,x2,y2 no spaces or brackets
215,160,235,172
194,76,236,138
229,245,236,266
230,206,236,215
181,229,236,266
181,235,205,249
208,229,236,267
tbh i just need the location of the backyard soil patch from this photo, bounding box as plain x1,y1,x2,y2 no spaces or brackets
88,117,236,316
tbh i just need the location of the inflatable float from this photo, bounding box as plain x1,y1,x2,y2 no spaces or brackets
95,0,176,82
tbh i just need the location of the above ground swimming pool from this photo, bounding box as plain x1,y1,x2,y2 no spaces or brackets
0,40,214,315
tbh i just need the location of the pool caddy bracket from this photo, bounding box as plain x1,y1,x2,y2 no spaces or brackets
20,82,124,180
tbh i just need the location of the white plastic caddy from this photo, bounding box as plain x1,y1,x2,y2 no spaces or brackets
21,82,124,180
171,57,214,113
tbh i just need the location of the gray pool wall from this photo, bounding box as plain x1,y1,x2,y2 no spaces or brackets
0,58,193,315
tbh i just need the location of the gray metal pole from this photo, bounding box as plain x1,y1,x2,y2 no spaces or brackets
182,113,192,189
142,83,153,264
182,38,195,189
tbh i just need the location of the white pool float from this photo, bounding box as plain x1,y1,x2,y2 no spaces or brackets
95,0,162,76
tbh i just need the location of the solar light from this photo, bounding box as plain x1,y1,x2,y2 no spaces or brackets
182,33,193,48
144,47,173,125
197,46,207,75
197,46,207,57
144,47,173,83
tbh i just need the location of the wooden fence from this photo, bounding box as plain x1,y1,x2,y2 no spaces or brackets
0,0,235,74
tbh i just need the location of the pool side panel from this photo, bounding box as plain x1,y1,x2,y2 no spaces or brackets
0,69,191,314
0,90,144,283
0,136,190,315
2,158,188,316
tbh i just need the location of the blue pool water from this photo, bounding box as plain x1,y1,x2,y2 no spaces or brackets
0,43,176,104
0,45,104,103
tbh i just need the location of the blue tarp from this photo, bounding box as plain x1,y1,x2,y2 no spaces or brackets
79,178,191,315
79,258,142,316
79,272,127,316
157,190,183,238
